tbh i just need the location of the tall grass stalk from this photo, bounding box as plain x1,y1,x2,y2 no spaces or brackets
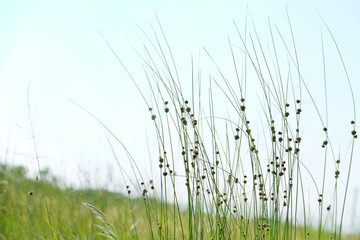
80,16,358,240
27,84,58,240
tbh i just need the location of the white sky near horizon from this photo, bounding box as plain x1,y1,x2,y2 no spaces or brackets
1,0,360,233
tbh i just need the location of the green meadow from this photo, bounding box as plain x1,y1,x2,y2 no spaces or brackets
1,163,359,239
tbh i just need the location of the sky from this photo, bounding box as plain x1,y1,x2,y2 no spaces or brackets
1,0,360,233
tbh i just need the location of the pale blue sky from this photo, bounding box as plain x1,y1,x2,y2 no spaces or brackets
1,0,360,232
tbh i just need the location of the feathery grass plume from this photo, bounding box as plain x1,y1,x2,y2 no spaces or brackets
82,202,119,240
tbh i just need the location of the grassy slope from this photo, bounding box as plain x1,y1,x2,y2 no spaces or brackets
1,163,359,239
0,164,142,239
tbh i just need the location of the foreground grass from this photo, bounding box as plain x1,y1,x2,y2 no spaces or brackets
1,164,359,239
89,16,358,240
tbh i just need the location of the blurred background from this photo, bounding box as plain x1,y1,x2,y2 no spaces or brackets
0,0,359,233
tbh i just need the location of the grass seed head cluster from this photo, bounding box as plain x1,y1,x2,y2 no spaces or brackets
85,17,358,240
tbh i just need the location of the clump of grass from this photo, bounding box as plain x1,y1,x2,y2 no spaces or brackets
92,14,358,240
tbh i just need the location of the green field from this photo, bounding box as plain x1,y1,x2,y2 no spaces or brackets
0,164,135,239
0,164,359,239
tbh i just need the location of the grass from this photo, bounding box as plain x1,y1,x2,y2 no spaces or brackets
1,16,359,239
0,164,154,239
1,164,359,239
